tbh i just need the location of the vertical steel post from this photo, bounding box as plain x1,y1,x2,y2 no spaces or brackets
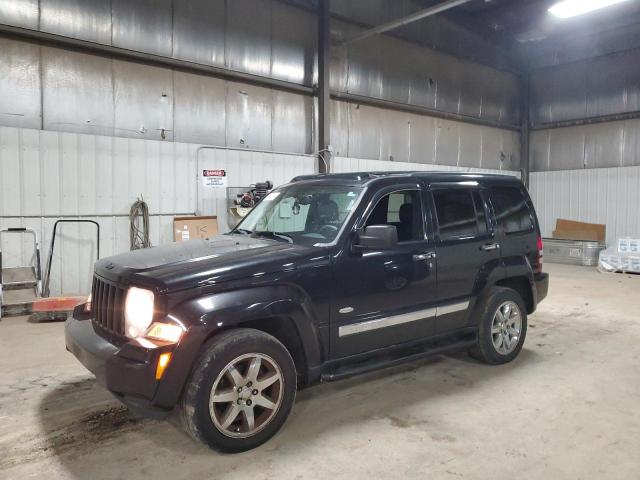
318,0,331,173
520,69,531,188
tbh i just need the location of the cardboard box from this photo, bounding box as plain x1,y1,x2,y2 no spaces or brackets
552,219,606,242
173,216,218,242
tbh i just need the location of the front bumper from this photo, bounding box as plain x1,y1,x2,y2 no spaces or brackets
534,272,549,304
65,317,174,418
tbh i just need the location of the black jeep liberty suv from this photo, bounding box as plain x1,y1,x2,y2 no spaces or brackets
66,171,549,452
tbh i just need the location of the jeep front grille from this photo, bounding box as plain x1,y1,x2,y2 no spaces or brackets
91,276,126,336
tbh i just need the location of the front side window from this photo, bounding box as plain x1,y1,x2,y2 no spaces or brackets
233,184,362,246
365,190,423,242
491,186,533,234
433,189,479,240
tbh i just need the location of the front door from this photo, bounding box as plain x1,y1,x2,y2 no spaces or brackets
430,185,501,334
331,186,438,359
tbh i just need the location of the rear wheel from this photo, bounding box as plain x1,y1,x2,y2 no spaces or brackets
181,329,296,452
469,287,527,365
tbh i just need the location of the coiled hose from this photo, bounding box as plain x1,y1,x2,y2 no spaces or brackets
129,197,151,250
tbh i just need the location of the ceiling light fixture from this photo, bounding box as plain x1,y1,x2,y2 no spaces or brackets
548,0,630,18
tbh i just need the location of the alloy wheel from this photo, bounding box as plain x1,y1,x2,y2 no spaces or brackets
491,301,522,355
209,353,284,438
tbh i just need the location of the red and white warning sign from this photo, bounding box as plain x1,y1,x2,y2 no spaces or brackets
202,169,228,188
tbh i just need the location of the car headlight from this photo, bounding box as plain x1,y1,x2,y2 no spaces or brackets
145,322,184,343
124,287,155,338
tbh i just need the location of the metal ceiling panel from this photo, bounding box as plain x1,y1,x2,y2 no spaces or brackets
172,0,225,66
112,60,174,141
40,0,111,44
226,0,272,78
0,0,38,28
225,81,272,151
173,71,226,146
42,47,114,136
272,90,312,153
271,1,316,86
0,38,41,129
112,0,173,57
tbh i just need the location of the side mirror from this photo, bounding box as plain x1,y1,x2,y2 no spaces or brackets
355,225,398,250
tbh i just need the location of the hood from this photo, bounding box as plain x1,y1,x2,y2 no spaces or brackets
94,234,315,292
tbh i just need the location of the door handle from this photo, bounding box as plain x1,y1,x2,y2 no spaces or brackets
413,252,436,261
481,243,500,251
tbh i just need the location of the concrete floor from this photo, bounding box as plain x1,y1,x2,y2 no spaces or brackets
1,263,639,479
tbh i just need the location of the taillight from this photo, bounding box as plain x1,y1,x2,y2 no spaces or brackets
535,236,544,273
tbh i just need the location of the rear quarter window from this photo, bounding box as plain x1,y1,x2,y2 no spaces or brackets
491,186,533,234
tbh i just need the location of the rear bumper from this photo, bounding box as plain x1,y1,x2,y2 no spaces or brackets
534,272,549,305
65,317,173,418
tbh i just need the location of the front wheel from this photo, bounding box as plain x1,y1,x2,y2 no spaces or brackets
181,329,297,452
469,287,528,365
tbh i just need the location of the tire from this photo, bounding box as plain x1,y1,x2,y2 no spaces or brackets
180,328,297,453
469,287,528,365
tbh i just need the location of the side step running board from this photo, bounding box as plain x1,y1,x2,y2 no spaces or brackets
321,336,477,382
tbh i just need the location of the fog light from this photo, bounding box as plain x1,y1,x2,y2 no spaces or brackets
155,352,172,380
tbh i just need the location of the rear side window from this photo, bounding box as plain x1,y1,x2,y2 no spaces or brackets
433,189,479,239
491,186,533,234
472,191,488,235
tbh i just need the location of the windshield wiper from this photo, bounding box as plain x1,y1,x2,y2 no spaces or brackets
230,228,252,235
251,231,293,243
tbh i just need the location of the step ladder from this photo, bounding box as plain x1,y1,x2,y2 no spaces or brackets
0,228,42,319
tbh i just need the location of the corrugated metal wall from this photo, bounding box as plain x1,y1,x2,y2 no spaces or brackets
527,47,640,247
530,50,640,126
529,167,640,246
529,49,640,172
0,0,520,155
333,156,520,177
530,119,640,171
0,126,314,295
331,105,520,170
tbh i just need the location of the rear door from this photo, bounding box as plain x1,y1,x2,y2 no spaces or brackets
487,185,537,270
429,184,501,334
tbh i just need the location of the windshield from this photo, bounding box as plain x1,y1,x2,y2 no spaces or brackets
232,184,363,246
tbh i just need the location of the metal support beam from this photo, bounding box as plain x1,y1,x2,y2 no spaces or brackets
338,0,474,45
318,0,331,173
0,24,315,96
520,71,530,188
331,91,521,132
530,110,640,131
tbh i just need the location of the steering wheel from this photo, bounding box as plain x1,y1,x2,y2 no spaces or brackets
319,224,338,238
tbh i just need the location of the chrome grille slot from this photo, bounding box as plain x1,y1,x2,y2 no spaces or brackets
91,276,126,336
